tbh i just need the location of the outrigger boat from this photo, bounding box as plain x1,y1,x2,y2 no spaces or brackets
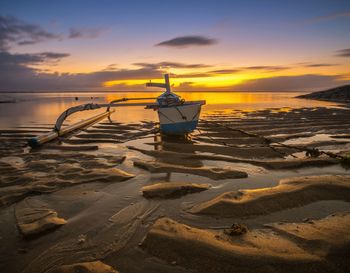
145,74,205,135
28,74,205,147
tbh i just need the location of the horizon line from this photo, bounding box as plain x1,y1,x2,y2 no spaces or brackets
0,90,310,94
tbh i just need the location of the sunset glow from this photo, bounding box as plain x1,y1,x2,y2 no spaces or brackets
0,0,349,92
103,73,262,88
1,3,350,273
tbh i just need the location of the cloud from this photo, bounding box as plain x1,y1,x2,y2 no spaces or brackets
210,69,241,74
303,63,338,67
0,15,105,50
306,11,350,24
133,62,212,69
0,51,69,66
68,27,103,39
0,51,71,91
174,68,241,78
230,74,349,91
242,66,289,72
0,52,163,91
40,52,70,59
335,48,350,57
1,58,348,91
298,11,350,27
1,47,347,92
0,52,222,91
103,64,118,70
174,72,214,78
156,35,217,48
0,15,61,50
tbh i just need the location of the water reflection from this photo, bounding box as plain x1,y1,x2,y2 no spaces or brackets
0,91,339,127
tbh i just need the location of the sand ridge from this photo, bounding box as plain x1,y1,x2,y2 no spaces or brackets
141,182,211,198
142,212,350,273
15,198,67,237
133,159,248,180
52,261,119,273
128,145,339,169
190,175,350,217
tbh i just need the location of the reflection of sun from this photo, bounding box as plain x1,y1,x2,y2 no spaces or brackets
182,92,261,104
105,91,270,105
105,92,162,103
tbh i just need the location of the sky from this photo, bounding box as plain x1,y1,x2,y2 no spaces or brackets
0,0,350,92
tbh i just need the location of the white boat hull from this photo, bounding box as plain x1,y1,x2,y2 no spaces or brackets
157,103,202,135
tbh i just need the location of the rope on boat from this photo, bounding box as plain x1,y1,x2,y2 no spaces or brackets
158,102,202,125
198,119,350,164
174,106,187,120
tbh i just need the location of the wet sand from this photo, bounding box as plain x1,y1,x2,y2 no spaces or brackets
141,212,350,273
0,105,350,273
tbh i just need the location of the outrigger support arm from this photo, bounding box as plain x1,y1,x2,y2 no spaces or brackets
107,97,156,111
29,108,113,148
54,103,102,132
28,97,158,148
55,97,158,131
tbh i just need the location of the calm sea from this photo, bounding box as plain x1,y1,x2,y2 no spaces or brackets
0,91,339,127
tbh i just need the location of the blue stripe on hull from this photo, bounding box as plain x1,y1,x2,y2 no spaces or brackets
160,120,198,135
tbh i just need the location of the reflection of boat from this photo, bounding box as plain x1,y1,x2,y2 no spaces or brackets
145,74,205,135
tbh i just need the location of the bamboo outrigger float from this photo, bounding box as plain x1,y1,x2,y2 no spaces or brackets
28,74,206,148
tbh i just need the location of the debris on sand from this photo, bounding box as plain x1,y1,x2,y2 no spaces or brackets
15,198,67,237
224,223,248,236
77,234,87,244
142,213,350,273
190,175,350,217
52,261,119,273
141,182,210,198
133,160,248,180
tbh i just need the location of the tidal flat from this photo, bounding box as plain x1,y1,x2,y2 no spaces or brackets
0,92,350,273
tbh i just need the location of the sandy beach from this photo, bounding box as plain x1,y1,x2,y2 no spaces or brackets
2,0,350,271
0,93,350,273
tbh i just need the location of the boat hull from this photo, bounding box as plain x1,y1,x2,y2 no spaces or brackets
158,103,202,135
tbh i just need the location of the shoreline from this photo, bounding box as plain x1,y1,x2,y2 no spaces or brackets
0,90,309,94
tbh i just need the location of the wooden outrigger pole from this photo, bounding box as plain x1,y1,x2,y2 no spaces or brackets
28,97,157,148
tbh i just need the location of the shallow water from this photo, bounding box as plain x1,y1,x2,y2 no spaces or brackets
0,91,339,127
0,91,349,273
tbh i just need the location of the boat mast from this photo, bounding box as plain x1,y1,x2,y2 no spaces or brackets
164,74,171,93
146,74,172,93
146,74,181,106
